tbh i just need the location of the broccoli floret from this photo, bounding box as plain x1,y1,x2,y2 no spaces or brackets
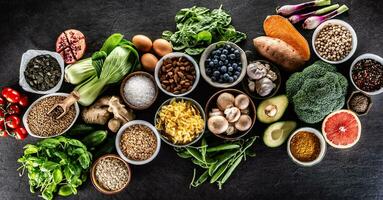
285,61,348,124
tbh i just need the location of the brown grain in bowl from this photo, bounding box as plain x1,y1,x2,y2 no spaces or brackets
27,95,76,137
120,124,157,161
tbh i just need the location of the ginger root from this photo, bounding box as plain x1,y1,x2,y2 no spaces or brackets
82,96,135,132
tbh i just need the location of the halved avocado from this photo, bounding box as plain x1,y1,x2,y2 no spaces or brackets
257,95,288,124
263,121,297,148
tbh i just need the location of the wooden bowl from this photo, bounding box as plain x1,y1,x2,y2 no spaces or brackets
204,89,256,140
242,60,281,99
90,154,131,195
120,71,158,110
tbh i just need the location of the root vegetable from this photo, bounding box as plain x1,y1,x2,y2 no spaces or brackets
263,15,310,61
253,36,305,72
108,118,121,133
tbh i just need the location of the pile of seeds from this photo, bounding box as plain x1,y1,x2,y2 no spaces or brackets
95,157,130,191
352,58,383,92
27,96,76,137
24,55,61,91
159,57,196,95
120,124,157,161
123,75,156,108
314,24,352,61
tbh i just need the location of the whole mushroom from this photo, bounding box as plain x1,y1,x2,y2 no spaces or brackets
235,115,252,132
255,77,275,97
217,92,235,111
234,94,250,110
224,107,241,123
208,116,229,135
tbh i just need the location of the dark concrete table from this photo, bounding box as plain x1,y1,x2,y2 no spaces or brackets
0,0,382,199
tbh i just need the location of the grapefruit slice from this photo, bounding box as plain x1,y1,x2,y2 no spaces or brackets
322,110,361,149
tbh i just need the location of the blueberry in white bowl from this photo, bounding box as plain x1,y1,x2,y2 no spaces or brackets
200,42,247,88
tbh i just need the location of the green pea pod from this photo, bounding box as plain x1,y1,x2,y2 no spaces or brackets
210,162,230,183
191,170,209,187
186,147,204,163
220,155,243,185
201,138,207,162
81,130,108,148
208,150,237,176
206,144,240,153
177,151,192,159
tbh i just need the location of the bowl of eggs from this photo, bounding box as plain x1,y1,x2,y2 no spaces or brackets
131,35,173,72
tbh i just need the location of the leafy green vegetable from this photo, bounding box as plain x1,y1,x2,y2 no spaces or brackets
162,5,246,55
18,136,92,200
64,33,140,106
286,61,348,123
176,136,257,189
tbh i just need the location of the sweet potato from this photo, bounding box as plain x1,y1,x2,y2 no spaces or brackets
253,36,305,71
264,15,310,61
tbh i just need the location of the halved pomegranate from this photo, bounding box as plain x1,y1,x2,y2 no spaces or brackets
56,29,86,64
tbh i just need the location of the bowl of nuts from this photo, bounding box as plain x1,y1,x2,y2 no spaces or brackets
200,41,247,88
312,19,357,64
154,52,199,97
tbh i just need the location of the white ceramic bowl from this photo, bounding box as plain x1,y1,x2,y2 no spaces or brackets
312,19,357,64
200,41,247,88
154,52,200,97
349,53,383,95
154,97,206,147
19,50,65,94
287,127,327,167
23,93,80,138
116,120,161,165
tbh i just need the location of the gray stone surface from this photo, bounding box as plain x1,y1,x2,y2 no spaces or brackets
0,0,382,199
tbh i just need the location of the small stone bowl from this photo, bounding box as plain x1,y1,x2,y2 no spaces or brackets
347,91,373,116
120,71,158,110
200,41,247,88
154,52,200,97
90,154,131,195
242,60,281,99
154,97,206,147
204,89,256,140
312,19,357,64
287,127,327,167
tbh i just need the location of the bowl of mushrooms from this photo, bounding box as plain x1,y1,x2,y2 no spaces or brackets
205,89,256,140
242,60,281,99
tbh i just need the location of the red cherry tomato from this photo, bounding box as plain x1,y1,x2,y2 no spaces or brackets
5,115,20,129
1,87,20,104
18,95,29,107
13,127,28,140
0,125,8,137
0,111,4,126
0,97,5,108
7,104,20,115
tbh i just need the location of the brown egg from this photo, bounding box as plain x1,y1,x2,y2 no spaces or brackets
153,39,173,57
132,35,152,52
141,53,158,72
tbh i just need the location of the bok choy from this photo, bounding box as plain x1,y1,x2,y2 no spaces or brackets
65,33,139,106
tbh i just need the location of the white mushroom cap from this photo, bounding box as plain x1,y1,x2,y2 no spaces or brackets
234,94,250,110
208,116,229,134
217,92,235,111
235,115,252,132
